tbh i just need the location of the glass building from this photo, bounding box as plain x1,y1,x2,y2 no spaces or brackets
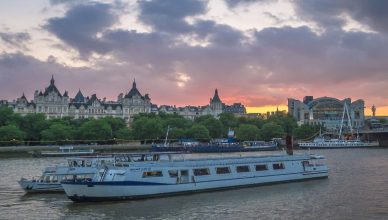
288,96,365,131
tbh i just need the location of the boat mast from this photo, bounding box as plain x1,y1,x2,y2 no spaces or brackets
164,125,170,147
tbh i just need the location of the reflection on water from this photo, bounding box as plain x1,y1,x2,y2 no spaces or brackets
1,149,388,219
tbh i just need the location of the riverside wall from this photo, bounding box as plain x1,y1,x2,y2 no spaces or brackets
0,143,152,157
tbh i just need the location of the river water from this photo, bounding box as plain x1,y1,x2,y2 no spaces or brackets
1,149,388,220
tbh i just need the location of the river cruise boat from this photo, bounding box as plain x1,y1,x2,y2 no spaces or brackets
18,156,114,193
61,152,328,202
32,146,95,157
298,137,379,149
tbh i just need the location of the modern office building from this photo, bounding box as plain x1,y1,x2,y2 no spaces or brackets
288,96,365,130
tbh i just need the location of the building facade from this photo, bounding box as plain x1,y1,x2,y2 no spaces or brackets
288,96,365,130
2,76,151,122
158,89,246,120
1,77,246,122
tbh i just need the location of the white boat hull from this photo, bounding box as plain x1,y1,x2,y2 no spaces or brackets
63,170,328,201
18,179,63,193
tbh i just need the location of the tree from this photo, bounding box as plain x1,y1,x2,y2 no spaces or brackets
131,117,163,141
293,124,320,140
186,124,210,140
236,124,260,141
18,113,49,144
238,117,264,129
260,122,284,141
267,113,298,135
102,117,127,137
198,117,224,138
169,128,187,140
0,107,15,126
163,116,191,130
78,119,112,141
218,113,239,134
0,125,26,143
115,127,133,140
40,123,73,142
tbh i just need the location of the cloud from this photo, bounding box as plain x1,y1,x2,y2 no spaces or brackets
2,0,388,110
137,0,208,33
293,0,388,33
224,0,273,8
0,32,31,50
45,2,119,57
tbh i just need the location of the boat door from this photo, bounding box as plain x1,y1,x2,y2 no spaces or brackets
179,170,189,183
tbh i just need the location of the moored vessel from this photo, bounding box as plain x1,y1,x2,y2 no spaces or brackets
62,152,328,202
18,156,114,193
32,146,95,157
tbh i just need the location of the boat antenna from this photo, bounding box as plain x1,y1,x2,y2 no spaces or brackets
164,125,170,147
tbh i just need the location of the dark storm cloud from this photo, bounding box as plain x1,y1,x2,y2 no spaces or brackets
45,2,118,57
224,0,273,8
138,0,208,33
0,32,30,50
294,0,388,33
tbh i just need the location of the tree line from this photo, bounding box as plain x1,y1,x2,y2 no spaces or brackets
0,106,321,146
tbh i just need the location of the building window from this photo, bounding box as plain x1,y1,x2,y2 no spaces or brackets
216,167,231,174
236,165,250,173
193,168,210,176
142,171,163,178
273,163,285,170
255,164,268,171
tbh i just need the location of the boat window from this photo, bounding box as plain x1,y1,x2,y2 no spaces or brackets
273,163,285,170
142,171,163,178
216,167,231,174
236,165,250,173
86,160,92,167
255,164,268,171
168,170,178,177
193,168,210,176
51,175,58,182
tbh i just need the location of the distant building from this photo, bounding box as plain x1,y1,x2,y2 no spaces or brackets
288,96,365,130
1,76,246,122
3,76,151,123
158,89,246,120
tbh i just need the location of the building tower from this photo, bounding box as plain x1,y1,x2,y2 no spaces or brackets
210,89,223,116
372,105,376,117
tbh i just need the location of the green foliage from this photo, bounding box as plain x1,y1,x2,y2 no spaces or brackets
115,127,133,140
0,125,26,141
102,117,127,137
40,123,73,141
260,122,285,141
78,119,112,141
19,114,49,142
131,117,163,141
198,117,224,138
0,107,15,126
293,124,321,140
267,113,298,135
186,124,210,140
219,113,238,129
236,124,260,141
169,128,186,140
0,107,304,145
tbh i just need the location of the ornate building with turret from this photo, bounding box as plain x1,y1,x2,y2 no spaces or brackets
1,76,151,122
1,76,246,121
158,89,246,119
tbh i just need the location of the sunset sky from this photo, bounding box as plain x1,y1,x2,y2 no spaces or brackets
1,0,388,115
